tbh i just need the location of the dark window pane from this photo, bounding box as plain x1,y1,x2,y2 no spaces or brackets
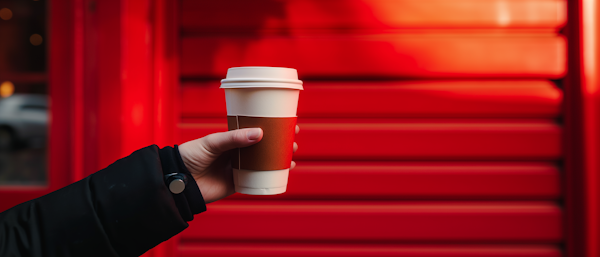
0,0,47,185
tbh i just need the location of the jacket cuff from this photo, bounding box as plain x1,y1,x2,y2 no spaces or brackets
158,145,207,221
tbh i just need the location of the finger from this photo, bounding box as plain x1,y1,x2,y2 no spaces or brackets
198,128,263,156
290,161,296,169
293,142,298,153
295,125,300,134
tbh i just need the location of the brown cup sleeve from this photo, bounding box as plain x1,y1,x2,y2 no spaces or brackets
227,115,297,171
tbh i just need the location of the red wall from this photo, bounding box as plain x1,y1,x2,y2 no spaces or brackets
8,0,600,256
176,0,566,256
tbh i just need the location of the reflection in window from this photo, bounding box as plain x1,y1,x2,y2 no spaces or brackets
0,0,47,185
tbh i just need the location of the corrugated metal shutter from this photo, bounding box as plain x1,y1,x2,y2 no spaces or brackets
176,0,565,256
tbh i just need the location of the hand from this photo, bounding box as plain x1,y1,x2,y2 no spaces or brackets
178,125,300,204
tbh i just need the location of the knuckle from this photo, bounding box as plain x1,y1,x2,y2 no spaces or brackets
200,134,221,156
234,129,247,142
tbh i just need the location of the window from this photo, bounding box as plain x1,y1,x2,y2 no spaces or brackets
0,0,47,185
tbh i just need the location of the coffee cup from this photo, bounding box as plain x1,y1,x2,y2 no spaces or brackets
221,66,303,195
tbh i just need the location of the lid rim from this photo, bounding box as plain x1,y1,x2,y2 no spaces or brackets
220,82,304,90
221,78,303,84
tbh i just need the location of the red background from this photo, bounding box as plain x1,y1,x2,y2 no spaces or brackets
1,0,600,256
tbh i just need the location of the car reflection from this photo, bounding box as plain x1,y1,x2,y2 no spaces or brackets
0,94,48,185
0,94,48,150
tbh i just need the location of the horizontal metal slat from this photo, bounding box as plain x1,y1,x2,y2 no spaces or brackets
177,120,561,161
182,0,566,32
182,201,562,242
181,35,566,79
181,80,562,118
180,243,561,257
224,162,560,200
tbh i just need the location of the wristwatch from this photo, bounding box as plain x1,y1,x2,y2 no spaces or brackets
164,173,188,194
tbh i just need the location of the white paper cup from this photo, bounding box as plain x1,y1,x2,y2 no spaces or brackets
221,67,303,195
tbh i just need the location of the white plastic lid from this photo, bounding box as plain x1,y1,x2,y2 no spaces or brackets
220,66,303,90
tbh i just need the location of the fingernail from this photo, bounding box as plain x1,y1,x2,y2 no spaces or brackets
246,128,261,140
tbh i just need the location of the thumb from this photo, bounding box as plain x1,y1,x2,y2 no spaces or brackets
198,128,263,157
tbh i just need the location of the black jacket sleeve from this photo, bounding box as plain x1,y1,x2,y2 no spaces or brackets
0,145,206,257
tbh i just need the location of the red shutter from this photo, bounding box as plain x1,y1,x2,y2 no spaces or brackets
177,0,566,256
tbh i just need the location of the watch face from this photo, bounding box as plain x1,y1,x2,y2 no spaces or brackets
169,179,186,194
